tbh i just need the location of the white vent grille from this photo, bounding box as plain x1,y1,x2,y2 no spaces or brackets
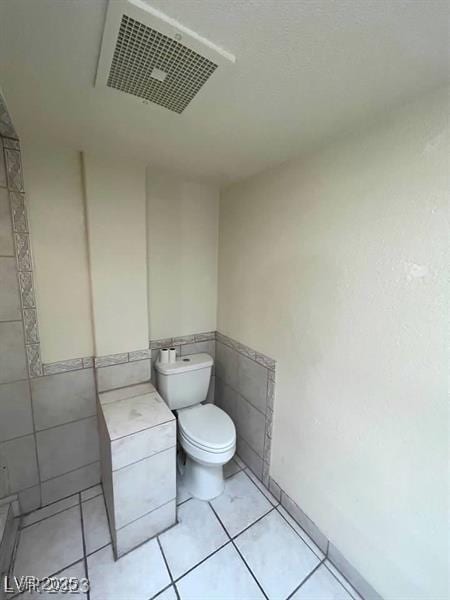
107,14,218,114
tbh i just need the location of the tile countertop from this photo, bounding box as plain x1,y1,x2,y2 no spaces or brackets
98,383,175,440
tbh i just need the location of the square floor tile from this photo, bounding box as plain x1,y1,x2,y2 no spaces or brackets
291,563,353,599
154,586,178,600
87,541,170,600
235,510,321,599
25,560,87,598
324,560,363,600
210,471,272,537
176,543,264,600
277,506,325,560
14,506,83,579
22,494,79,527
244,469,279,506
159,498,228,579
82,494,111,554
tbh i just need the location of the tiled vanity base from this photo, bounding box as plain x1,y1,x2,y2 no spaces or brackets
98,382,176,558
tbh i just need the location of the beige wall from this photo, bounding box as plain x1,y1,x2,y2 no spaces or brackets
218,88,448,599
22,143,94,363
22,152,219,360
147,169,219,340
83,154,149,356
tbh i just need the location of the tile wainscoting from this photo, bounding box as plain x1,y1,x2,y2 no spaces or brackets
214,331,276,487
0,326,218,517
0,97,102,517
0,102,45,516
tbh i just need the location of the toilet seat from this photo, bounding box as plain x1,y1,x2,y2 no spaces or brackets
178,404,236,454
180,428,235,454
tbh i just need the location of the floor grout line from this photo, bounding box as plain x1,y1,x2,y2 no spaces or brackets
81,491,103,503
231,505,275,540
78,492,90,600
9,556,89,598
231,540,270,600
208,501,269,600
85,541,111,559
20,500,80,530
323,560,362,600
80,483,103,501
19,485,92,519
276,505,325,561
16,481,359,600
171,540,231,585
149,582,175,600
286,558,325,599
241,467,279,506
157,536,180,600
175,496,193,507
8,525,21,594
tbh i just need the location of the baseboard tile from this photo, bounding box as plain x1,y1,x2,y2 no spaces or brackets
328,542,383,600
280,488,328,554
261,475,383,600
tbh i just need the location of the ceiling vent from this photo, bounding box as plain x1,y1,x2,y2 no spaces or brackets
96,0,235,114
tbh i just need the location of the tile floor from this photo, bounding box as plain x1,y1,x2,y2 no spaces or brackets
9,459,362,600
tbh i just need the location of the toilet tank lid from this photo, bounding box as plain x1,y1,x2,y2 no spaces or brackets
155,353,213,375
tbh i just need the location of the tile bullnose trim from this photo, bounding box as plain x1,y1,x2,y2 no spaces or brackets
194,331,216,342
128,348,151,362
216,331,276,371
150,331,216,349
95,352,129,368
18,271,36,309
26,344,43,378
150,338,173,350
39,348,153,377
42,358,84,376
5,147,24,192
2,137,20,150
10,191,28,232
0,95,18,138
172,334,196,345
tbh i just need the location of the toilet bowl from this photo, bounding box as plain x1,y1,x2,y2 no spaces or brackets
155,352,236,500
178,403,235,499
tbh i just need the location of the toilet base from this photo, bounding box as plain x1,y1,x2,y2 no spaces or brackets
183,455,225,501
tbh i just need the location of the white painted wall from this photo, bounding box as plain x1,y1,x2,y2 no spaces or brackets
22,151,218,359
147,169,219,340
218,88,448,600
83,154,149,356
22,142,94,362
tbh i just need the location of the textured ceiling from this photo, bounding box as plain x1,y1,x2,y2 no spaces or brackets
0,0,448,184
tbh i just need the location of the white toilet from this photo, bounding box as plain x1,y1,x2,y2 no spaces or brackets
155,353,236,500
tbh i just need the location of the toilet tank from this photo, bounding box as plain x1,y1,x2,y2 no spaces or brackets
155,353,213,410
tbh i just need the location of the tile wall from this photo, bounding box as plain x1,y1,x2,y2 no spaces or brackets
0,97,100,514
213,332,276,487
